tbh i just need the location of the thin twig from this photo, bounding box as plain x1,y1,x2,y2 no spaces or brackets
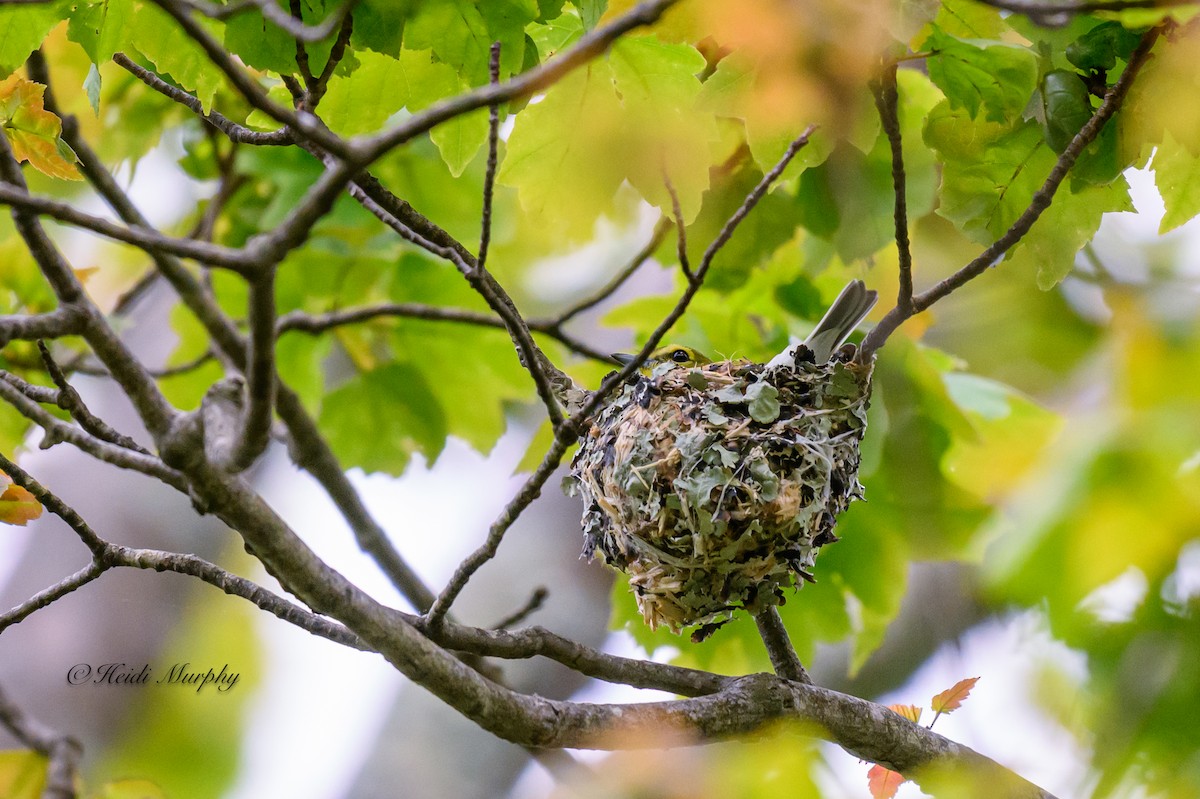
115,53,294,146
37,340,153,455
553,218,671,325
0,378,186,489
289,0,316,89
476,42,503,276
345,173,568,428
754,606,812,684
146,0,352,158
663,172,694,283
491,587,549,630
871,61,913,313
0,451,108,554
424,126,818,628
0,135,180,441
0,183,256,272
0,680,82,799
309,10,355,106
181,0,356,42
858,26,1162,360
979,0,1197,14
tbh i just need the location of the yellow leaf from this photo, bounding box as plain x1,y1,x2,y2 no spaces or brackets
0,74,83,181
0,479,43,526
0,750,47,799
74,266,101,284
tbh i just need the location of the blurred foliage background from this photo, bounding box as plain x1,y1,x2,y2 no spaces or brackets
1,0,1199,797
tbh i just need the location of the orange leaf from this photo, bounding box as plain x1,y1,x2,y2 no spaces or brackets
0,75,83,181
73,266,101,284
931,676,980,715
0,482,43,526
888,703,923,723
867,764,906,799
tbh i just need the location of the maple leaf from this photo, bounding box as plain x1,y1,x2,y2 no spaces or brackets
867,764,906,799
930,676,981,723
888,704,923,723
0,74,83,181
0,480,43,526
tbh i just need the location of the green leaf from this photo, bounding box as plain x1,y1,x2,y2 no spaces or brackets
224,0,339,75
477,0,540,77
84,62,101,116
499,62,625,239
922,0,1007,40
1013,178,1132,290
0,1,68,76
67,0,134,64
405,0,492,84
320,363,448,475
528,10,583,60
925,29,1038,123
1038,69,1092,154
1154,131,1200,234
609,36,715,223
680,162,796,293
924,99,1056,243
1065,20,1143,73
574,0,606,30
127,2,224,111
320,49,486,171
351,0,410,56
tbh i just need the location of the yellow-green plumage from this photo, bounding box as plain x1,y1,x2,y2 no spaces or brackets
610,345,711,375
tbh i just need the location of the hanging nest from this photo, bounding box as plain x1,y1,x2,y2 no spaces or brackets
567,349,874,635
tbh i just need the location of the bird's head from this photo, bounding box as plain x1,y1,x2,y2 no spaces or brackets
611,345,712,375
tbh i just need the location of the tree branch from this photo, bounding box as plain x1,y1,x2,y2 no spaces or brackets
0,307,87,347
221,270,276,472
0,680,82,799
871,61,914,314
0,138,181,441
552,218,671,325
0,183,257,272
147,0,353,159
0,377,186,489
114,53,294,146
424,126,818,628
180,0,355,42
858,25,1162,360
36,341,152,456
754,606,812,685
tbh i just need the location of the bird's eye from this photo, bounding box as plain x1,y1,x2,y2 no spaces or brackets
672,349,690,362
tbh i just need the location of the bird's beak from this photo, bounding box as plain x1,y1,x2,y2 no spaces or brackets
610,352,637,366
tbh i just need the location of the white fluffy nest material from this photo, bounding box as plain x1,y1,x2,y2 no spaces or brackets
567,353,873,634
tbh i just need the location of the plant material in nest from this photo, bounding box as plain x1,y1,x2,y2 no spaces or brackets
568,350,873,635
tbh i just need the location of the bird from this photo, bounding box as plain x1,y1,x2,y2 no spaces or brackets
610,344,712,374
802,279,877,363
610,279,878,374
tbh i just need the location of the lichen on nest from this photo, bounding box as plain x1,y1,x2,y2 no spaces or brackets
567,350,874,635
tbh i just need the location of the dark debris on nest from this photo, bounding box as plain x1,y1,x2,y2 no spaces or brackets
566,347,874,635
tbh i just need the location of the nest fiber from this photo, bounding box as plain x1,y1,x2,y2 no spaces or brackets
569,354,873,633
